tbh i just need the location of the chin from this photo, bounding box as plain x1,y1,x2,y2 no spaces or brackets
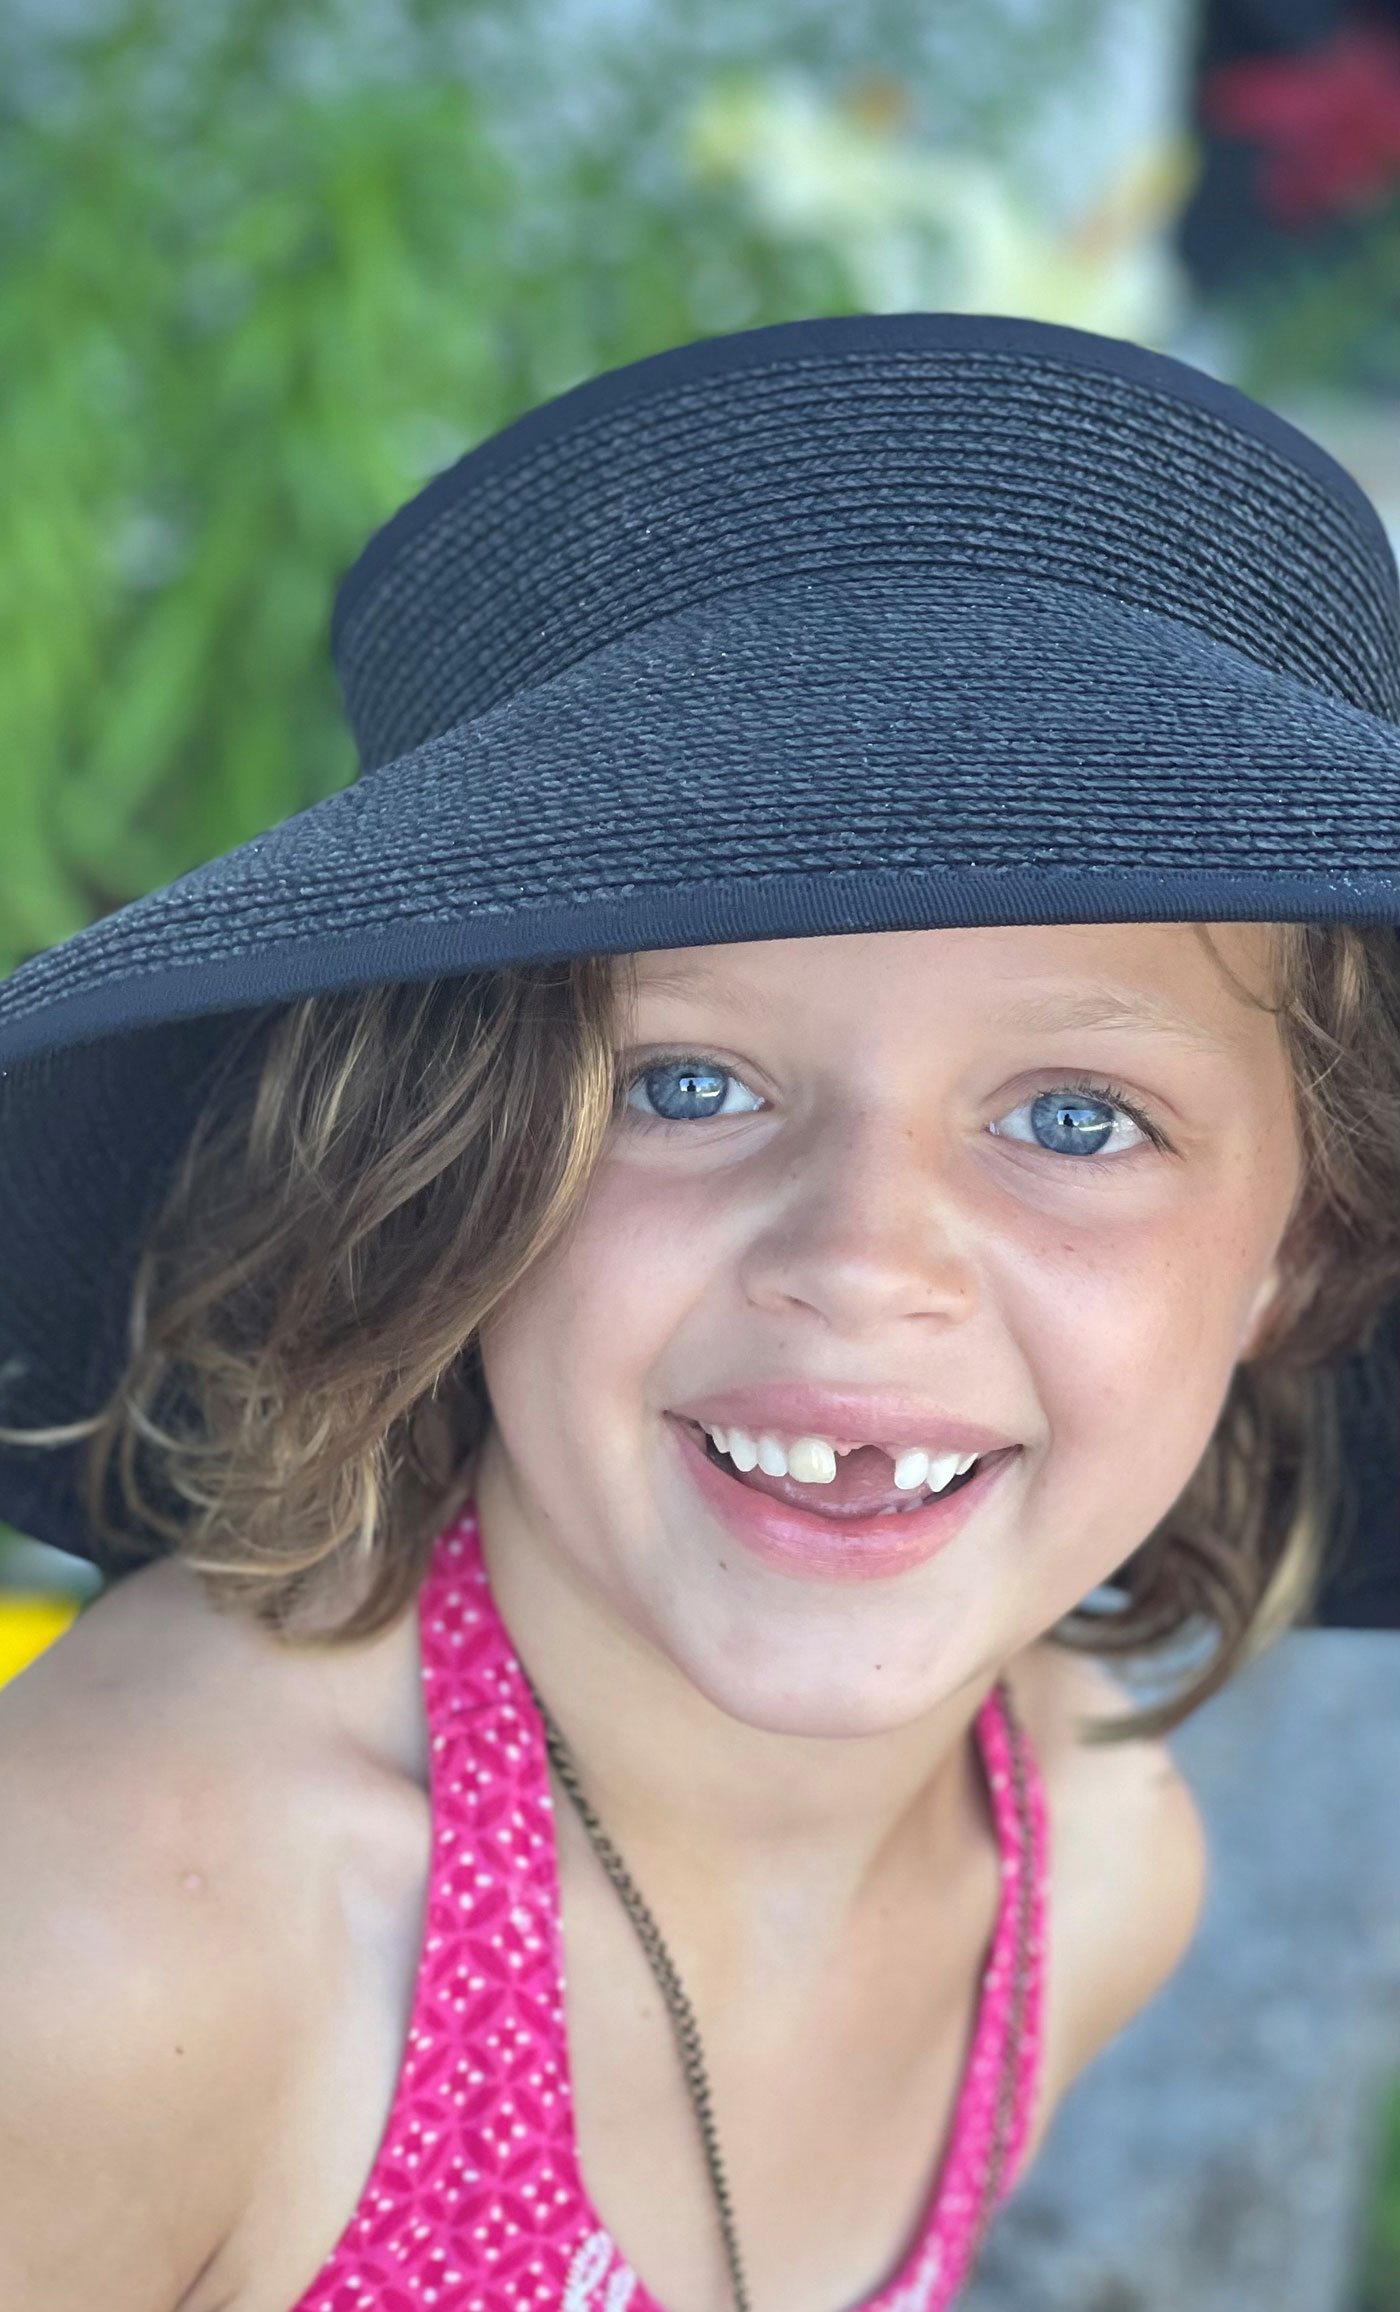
650,1609,983,1742
693,1677,917,1741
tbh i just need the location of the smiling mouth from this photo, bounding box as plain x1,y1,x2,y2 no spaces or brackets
681,1419,1004,1519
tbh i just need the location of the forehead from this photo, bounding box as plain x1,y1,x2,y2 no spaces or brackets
626,922,1283,1058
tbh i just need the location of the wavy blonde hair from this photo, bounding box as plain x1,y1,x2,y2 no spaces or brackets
26,924,1400,1741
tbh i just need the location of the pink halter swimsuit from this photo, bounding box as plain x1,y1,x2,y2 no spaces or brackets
288,1506,1049,2312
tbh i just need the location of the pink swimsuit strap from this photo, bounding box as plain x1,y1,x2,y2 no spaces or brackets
290,1506,1049,2312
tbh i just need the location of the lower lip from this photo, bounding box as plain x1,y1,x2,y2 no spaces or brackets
668,1420,1019,1583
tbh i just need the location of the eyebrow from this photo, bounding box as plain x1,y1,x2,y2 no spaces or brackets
637,962,758,1004
636,963,1238,1058
992,984,1239,1057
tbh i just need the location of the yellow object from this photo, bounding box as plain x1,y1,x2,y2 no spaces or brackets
0,1594,80,1686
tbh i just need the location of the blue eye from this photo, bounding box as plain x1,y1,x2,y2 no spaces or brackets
990,1082,1160,1158
625,1058,765,1123
621,1061,1165,1153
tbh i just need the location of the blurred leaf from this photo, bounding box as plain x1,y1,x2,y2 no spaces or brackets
0,0,871,967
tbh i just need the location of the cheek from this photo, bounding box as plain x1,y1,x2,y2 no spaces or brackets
1006,1189,1278,1554
477,1158,724,1448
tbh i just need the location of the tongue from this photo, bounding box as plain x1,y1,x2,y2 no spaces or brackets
726,1443,922,1518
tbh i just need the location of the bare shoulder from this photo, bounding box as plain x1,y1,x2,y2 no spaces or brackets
1001,1641,1209,2146
0,1560,341,2310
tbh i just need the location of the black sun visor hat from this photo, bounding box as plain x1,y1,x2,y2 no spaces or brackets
0,312,1396,1615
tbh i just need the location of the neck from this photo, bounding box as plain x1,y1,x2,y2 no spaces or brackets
470,1449,997,1942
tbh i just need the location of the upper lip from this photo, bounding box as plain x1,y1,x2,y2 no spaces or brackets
668,1384,1020,1459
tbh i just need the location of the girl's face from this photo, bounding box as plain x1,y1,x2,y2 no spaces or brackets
477,924,1302,1737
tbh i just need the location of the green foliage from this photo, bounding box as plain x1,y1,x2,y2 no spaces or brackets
0,0,854,968
1228,201,1400,405
1356,2076,1400,2312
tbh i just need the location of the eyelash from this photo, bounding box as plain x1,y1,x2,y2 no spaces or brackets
616,1053,1174,1157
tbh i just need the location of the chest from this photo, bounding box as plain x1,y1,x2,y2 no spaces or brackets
552,1794,1013,2312
211,1682,1075,2312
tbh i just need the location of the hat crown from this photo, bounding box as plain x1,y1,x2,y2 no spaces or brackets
333,313,1400,773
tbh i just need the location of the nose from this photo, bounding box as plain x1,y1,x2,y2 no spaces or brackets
736,1106,979,1337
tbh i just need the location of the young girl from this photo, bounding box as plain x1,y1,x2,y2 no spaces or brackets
0,314,1396,2312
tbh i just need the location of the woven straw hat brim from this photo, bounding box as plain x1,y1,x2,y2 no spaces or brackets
2,568,1399,1071
2,565,1398,1604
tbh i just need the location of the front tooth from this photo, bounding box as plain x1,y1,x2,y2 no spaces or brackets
727,1426,759,1471
927,1452,962,1493
953,1451,978,1476
893,1448,930,1491
707,1425,729,1454
756,1432,790,1477
787,1436,837,1484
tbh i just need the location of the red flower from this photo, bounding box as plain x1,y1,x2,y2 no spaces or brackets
1203,19,1400,226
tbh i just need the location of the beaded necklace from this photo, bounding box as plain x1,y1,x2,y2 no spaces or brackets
528,1676,1036,2312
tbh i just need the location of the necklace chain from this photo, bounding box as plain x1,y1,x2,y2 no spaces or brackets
530,1682,753,2312
526,1674,1034,2312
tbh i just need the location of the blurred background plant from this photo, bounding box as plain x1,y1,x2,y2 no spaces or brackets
2,0,1396,978
0,0,844,968
0,0,1203,976
3,0,1396,982
1,0,1398,2298
1357,2075,1400,2312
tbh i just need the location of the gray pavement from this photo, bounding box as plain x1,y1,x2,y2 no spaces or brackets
963,1629,1400,2312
